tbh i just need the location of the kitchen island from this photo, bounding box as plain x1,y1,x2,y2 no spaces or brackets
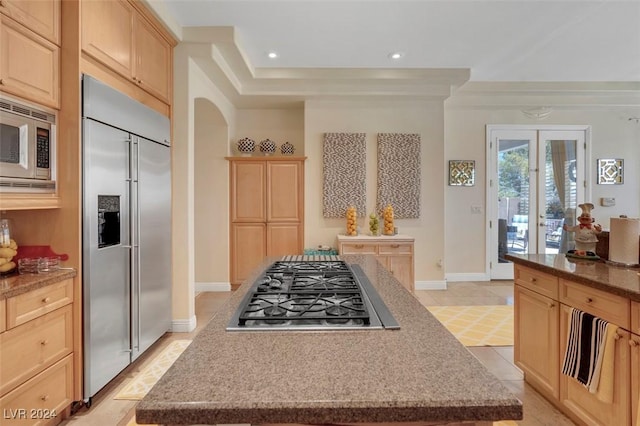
136,255,522,425
506,253,640,426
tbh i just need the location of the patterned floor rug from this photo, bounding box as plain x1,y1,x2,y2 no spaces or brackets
114,339,191,400
426,305,514,347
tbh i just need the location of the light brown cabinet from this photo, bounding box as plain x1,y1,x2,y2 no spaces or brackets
513,263,635,426
0,0,60,44
81,0,172,104
0,279,75,424
0,14,60,108
514,283,559,400
337,235,415,292
228,157,305,287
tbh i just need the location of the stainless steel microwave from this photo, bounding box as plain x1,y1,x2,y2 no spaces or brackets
0,97,56,192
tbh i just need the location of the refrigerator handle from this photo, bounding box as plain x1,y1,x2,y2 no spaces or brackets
134,137,141,352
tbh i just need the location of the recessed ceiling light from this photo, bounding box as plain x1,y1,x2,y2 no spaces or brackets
267,52,278,59
388,52,404,60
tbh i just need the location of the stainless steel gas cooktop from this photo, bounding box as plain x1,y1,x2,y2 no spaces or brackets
226,257,399,331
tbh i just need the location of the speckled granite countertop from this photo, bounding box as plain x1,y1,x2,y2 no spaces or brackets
0,268,77,299
506,254,640,302
136,255,522,425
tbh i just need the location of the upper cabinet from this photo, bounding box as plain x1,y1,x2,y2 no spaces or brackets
81,0,173,105
0,3,60,108
0,0,60,44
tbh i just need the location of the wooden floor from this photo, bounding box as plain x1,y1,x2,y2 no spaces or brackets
60,281,576,426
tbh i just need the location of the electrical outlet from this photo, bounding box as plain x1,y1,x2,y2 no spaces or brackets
600,197,615,207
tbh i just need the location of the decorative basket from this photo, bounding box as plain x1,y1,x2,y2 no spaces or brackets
259,139,277,155
236,137,255,156
280,141,295,155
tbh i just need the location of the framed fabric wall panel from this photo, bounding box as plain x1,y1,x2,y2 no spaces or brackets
377,133,421,219
323,133,367,218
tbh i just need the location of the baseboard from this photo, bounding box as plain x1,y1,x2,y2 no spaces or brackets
415,280,447,290
445,272,490,282
195,281,231,292
171,315,197,333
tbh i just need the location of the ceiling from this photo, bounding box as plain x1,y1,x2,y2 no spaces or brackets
159,0,640,82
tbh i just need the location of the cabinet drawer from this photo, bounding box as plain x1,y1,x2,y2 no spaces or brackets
7,279,73,329
339,243,377,255
0,305,73,395
0,298,5,333
514,265,558,300
631,301,640,335
378,243,413,255
0,354,73,426
559,279,630,328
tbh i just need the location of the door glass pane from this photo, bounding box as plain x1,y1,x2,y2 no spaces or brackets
543,139,577,254
497,140,530,262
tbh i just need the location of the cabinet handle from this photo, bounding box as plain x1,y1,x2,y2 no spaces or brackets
42,297,51,303
530,277,537,284
0,79,4,85
40,340,48,346
390,244,400,248
41,395,49,401
548,302,555,308
585,297,593,303
629,339,639,347
355,244,364,249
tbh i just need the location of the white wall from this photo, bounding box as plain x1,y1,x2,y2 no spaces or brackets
444,103,640,277
171,44,236,330
304,99,446,285
233,109,305,156
194,98,231,289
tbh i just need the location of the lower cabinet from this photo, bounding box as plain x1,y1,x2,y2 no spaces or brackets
559,304,631,426
514,264,636,426
514,284,559,399
231,223,266,287
337,235,414,292
0,355,73,426
0,279,75,426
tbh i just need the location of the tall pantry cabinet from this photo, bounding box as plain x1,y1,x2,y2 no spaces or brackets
228,157,305,288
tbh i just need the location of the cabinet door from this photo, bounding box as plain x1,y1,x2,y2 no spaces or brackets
559,304,630,426
231,223,266,286
231,161,266,222
514,285,559,400
0,16,59,108
267,161,302,222
267,223,302,257
81,0,134,78
134,14,171,103
0,0,60,44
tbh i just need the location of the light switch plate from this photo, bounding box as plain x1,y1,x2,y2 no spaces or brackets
600,197,615,207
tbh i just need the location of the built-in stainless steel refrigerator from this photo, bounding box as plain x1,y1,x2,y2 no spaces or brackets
82,75,171,402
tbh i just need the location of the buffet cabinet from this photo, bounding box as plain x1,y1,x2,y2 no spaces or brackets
0,0,60,108
514,265,633,426
337,234,415,292
0,279,75,425
228,157,305,288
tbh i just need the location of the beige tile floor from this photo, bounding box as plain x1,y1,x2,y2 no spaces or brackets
61,282,576,426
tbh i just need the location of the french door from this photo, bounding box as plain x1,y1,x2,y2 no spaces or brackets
487,126,588,279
